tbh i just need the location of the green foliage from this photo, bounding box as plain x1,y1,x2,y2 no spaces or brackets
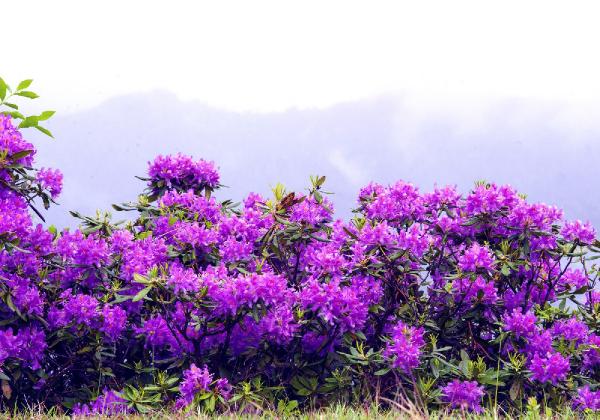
0,77,54,138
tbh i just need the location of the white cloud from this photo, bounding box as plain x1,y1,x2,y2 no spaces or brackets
328,149,368,187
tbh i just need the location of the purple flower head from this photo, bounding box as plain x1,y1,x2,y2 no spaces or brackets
0,326,47,370
148,154,219,193
100,305,127,342
588,291,600,307
560,269,588,290
300,277,369,333
383,321,425,373
159,190,221,223
0,329,21,366
36,167,63,198
362,180,424,222
397,223,431,257
0,115,35,169
176,364,213,408
503,308,537,338
551,318,589,345
8,275,44,316
529,352,570,385
452,276,498,306
167,262,200,294
289,195,333,225
465,183,519,216
573,385,600,411
64,294,99,328
135,315,176,349
0,190,32,239
525,329,553,356
583,334,600,371
562,220,596,245
442,380,485,413
214,378,232,400
458,243,494,272
72,388,129,416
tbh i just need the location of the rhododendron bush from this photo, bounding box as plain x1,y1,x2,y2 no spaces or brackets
1,77,600,415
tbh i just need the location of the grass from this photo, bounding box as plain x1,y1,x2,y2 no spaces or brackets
0,403,594,420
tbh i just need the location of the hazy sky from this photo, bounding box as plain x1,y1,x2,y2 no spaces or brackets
5,1,600,114
4,1,600,228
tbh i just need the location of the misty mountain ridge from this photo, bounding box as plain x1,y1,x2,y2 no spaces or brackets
26,91,600,229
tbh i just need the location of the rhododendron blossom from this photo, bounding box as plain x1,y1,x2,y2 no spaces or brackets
0,102,599,416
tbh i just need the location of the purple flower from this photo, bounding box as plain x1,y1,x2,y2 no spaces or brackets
214,378,232,400
101,305,127,342
442,380,485,413
135,315,175,348
361,180,424,222
36,167,63,198
562,220,596,245
588,291,600,307
465,184,520,216
0,190,32,239
573,385,600,411
560,269,588,290
583,334,600,371
458,243,494,272
289,195,333,225
0,326,46,370
300,276,370,333
167,262,200,294
0,115,35,168
159,190,221,222
148,154,219,192
72,388,129,416
64,294,99,327
452,276,498,306
525,329,553,356
529,352,570,385
176,364,213,408
503,308,537,338
383,321,425,373
551,318,589,345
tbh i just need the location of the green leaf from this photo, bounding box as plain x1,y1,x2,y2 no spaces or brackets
374,368,390,376
37,110,55,121
313,190,323,204
0,77,6,101
3,111,24,120
3,103,18,110
132,286,152,302
16,79,33,92
5,295,17,313
133,273,151,284
18,116,39,128
15,91,39,99
112,294,132,304
287,400,298,411
35,125,54,138
8,150,33,161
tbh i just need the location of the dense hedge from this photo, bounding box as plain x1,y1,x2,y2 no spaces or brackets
0,78,599,415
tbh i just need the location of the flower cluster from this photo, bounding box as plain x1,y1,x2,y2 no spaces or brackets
175,364,231,409
383,321,425,373
1,110,599,416
442,380,485,413
148,154,219,193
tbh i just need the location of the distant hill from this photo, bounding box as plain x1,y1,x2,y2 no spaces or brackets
29,92,600,229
